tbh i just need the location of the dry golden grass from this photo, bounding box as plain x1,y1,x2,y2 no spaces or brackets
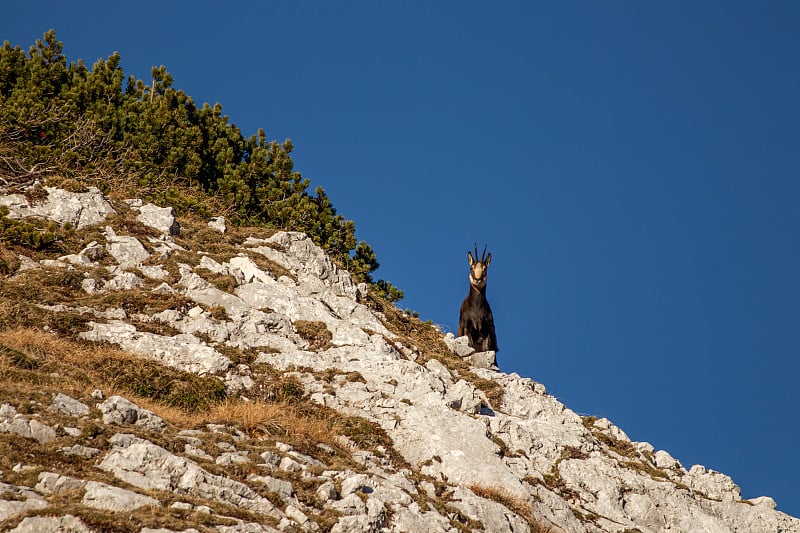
294,320,332,351
161,396,403,467
0,327,402,468
190,400,337,443
0,483,264,533
0,341,328,530
0,247,20,275
0,328,226,412
467,484,552,532
247,251,295,281
3,326,113,370
173,216,279,256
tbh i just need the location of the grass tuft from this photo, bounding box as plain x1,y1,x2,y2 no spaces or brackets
467,484,551,531
294,320,332,351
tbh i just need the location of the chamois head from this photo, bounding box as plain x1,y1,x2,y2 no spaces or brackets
467,244,492,291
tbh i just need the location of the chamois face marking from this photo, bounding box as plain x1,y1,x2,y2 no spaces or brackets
458,244,498,354
468,250,491,290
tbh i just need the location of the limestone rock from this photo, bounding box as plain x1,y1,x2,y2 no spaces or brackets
82,480,160,512
279,456,303,472
444,379,483,413
450,486,531,533
62,426,82,437
0,404,17,419
284,504,309,526
198,254,226,274
184,445,213,461
340,473,371,497
469,350,497,369
0,404,56,443
217,524,278,533
14,254,39,274
48,393,90,417
59,241,104,266
228,255,273,285
97,395,166,432
216,451,250,466
443,333,475,357
80,321,231,375
654,449,683,471
388,502,455,533
368,474,415,506
9,515,92,533
104,226,151,268
136,202,180,235
141,529,201,533
152,282,175,294
0,186,115,229
35,472,86,495
249,231,357,296
178,265,250,316
249,475,294,502
81,277,101,293
0,482,49,521
99,433,281,518
750,496,777,509
329,493,366,516
592,417,631,443
208,216,227,233
139,264,170,280
316,481,338,502
683,464,741,501
104,268,145,291
58,444,101,458
148,235,185,259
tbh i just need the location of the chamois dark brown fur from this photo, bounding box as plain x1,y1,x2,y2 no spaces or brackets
458,244,498,352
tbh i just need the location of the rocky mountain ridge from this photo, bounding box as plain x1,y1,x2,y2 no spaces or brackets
0,185,796,532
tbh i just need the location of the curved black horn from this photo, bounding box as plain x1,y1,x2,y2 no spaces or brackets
473,243,478,261
481,245,487,262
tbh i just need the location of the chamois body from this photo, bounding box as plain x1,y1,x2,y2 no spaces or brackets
458,245,498,352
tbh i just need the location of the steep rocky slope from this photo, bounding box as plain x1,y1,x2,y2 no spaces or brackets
0,185,796,532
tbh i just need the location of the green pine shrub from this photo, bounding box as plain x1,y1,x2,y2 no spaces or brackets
0,31,402,300
0,206,66,250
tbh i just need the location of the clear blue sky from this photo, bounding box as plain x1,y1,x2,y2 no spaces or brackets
4,1,799,516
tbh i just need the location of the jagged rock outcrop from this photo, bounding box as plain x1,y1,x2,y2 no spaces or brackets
0,186,115,230
126,199,180,236
80,321,233,376
99,434,282,518
0,186,797,532
0,404,57,444
97,396,167,432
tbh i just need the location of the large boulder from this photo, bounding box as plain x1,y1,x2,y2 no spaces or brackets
136,202,180,235
97,396,166,432
104,226,150,268
82,481,160,512
0,404,56,443
0,186,115,229
9,515,92,533
48,393,90,418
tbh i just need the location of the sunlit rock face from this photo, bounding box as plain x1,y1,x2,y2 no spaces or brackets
0,186,797,532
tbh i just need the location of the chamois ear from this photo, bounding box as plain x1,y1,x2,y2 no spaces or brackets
484,252,492,267
467,251,475,266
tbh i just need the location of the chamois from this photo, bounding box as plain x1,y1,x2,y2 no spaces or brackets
458,244,498,353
